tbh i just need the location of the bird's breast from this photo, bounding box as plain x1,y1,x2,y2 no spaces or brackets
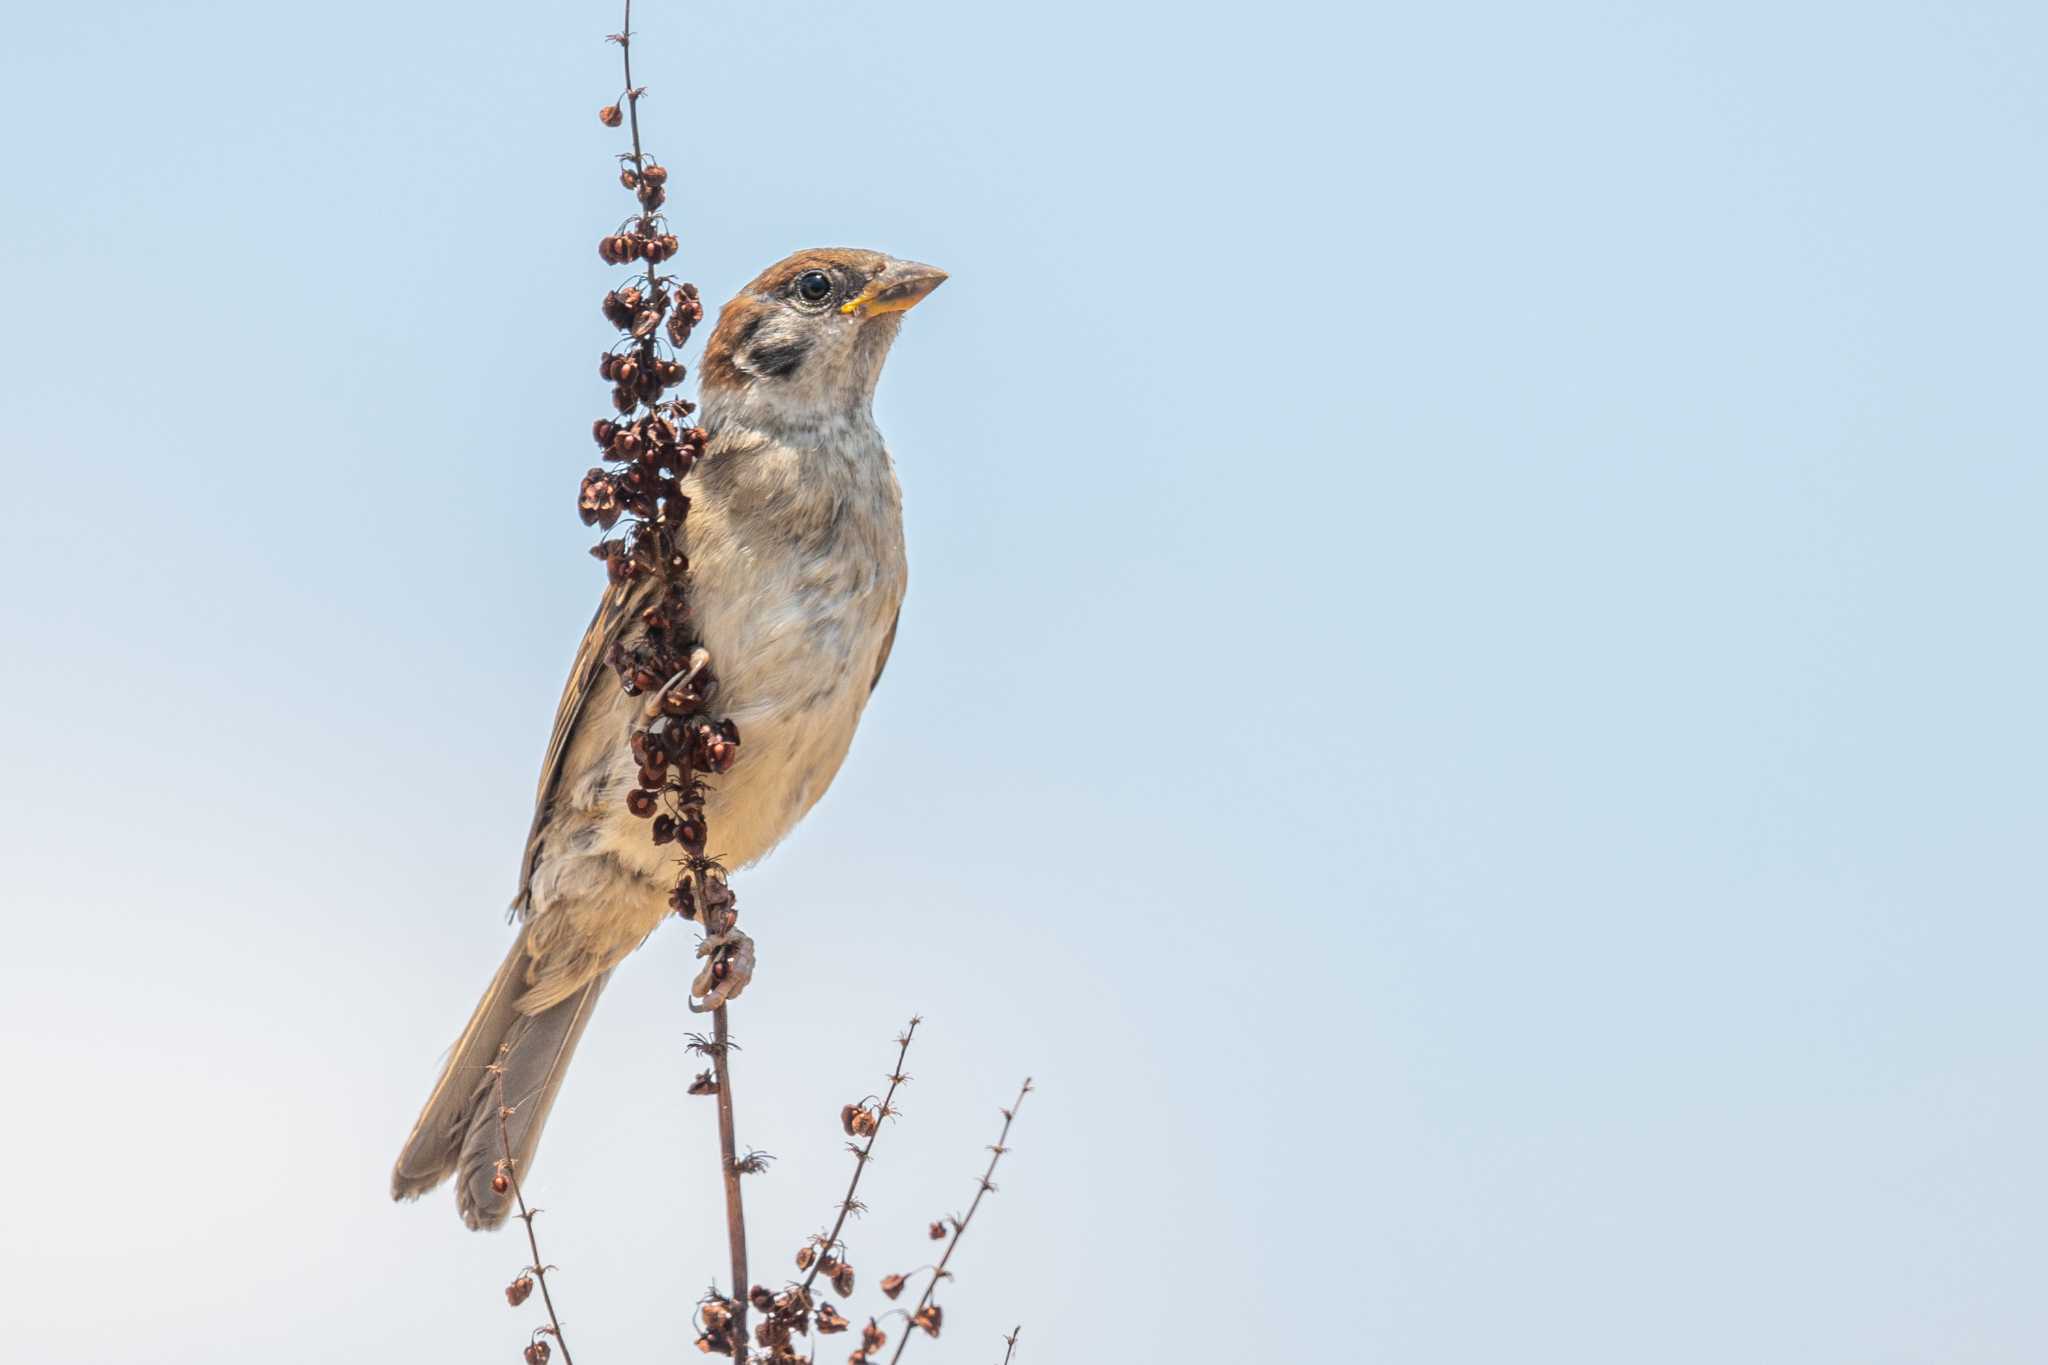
667,424,907,867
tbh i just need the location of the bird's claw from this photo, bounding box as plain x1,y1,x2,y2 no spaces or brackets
688,928,755,1012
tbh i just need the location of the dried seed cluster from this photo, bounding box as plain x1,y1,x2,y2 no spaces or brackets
584,39,742,955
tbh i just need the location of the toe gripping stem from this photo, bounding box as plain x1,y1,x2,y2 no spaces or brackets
686,871,753,1013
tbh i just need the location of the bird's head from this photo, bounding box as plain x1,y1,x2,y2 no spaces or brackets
699,249,947,422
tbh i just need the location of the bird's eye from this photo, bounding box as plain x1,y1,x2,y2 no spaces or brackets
794,270,833,304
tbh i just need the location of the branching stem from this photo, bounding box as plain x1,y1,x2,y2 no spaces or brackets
494,1067,577,1365
712,1004,750,1359
886,1078,1033,1364
800,1017,923,1299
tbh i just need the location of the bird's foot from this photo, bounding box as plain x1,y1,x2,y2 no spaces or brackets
689,926,755,1012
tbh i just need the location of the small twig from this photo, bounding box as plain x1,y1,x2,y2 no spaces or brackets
492,1064,577,1365
998,1326,1022,1365
616,0,661,306
800,1017,922,1298
886,1078,1033,1364
712,1004,750,1359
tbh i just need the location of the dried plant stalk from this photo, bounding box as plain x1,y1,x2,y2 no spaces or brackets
492,1063,576,1365
886,1078,1033,1363
594,1,752,1353
799,1017,922,1300
713,1007,751,1357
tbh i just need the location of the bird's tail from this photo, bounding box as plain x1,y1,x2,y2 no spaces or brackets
390,928,609,1229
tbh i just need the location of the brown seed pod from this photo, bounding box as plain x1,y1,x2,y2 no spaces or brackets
928,1221,947,1240
832,1264,856,1298
860,1319,886,1353
592,418,618,447
795,1245,817,1272
599,103,623,127
626,788,658,818
669,880,698,918
578,470,620,528
491,1172,510,1195
688,1069,718,1095
912,1304,942,1338
642,162,669,186
676,811,706,852
612,385,636,414
638,182,667,211
620,168,638,189
812,1304,847,1334
749,1285,776,1314
506,1275,535,1308
524,1342,552,1365
879,1273,906,1300
602,290,635,328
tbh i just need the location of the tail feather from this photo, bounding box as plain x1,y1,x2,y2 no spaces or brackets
391,929,610,1229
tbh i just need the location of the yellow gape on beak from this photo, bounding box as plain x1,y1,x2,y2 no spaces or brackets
841,261,949,317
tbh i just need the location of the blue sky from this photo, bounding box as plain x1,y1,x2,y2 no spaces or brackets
1,1,2043,1361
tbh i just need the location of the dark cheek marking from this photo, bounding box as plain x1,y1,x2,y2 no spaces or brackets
748,335,811,378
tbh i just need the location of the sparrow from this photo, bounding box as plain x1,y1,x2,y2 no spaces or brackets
392,248,946,1229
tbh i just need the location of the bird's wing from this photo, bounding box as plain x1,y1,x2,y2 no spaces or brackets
512,580,649,914
870,605,900,695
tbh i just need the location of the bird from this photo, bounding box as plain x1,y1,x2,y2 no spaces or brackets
391,248,946,1229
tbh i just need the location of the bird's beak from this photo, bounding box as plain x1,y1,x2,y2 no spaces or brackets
840,261,948,317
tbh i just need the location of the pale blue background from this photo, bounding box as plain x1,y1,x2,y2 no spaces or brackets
2,2,2043,1361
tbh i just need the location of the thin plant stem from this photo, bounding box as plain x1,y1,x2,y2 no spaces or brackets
493,1065,576,1365
616,0,661,303
999,1326,1021,1365
800,1017,922,1298
886,1078,1033,1365
712,1004,750,1360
